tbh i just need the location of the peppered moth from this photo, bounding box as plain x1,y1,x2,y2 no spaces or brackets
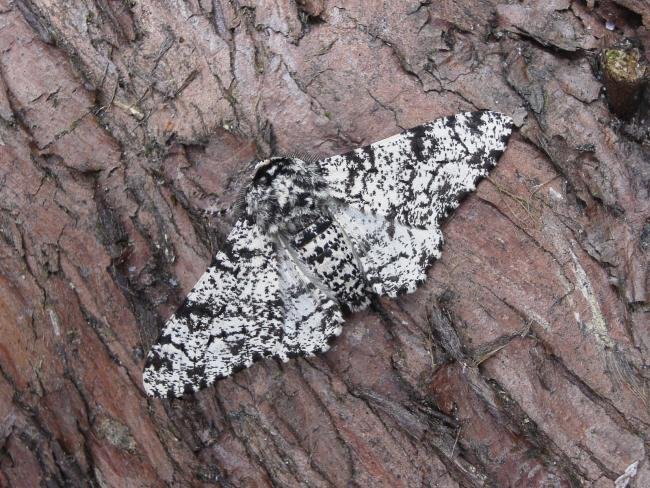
143,110,514,398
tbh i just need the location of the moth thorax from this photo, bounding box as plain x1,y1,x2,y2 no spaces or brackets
244,156,328,234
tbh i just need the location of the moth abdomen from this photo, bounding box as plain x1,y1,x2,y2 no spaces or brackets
291,216,333,247
290,215,369,312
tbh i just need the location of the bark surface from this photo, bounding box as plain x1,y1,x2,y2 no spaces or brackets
0,1,648,487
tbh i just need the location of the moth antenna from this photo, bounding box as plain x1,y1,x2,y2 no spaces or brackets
200,189,247,220
283,151,323,164
231,186,248,218
199,206,228,219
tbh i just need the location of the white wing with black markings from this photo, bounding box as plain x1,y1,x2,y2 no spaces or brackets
320,111,514,296
143,218,343,398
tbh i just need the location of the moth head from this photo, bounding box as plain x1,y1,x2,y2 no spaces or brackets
244,156,328,234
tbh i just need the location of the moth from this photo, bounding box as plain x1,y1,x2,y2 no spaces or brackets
143,110,514,398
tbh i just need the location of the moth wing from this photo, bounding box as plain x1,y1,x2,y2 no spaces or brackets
143,218,343,398
319,110,513,229
320,110,514,296
333,204,443,296
276,244,345,358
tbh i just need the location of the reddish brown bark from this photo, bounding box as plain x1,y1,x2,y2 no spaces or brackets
0,1,648,487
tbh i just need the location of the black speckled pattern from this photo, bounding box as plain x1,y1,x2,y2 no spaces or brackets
143,111,514,397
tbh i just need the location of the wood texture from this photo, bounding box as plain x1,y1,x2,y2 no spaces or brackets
0,1,648,486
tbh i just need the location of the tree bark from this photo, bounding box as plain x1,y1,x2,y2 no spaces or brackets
0,1,648,486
